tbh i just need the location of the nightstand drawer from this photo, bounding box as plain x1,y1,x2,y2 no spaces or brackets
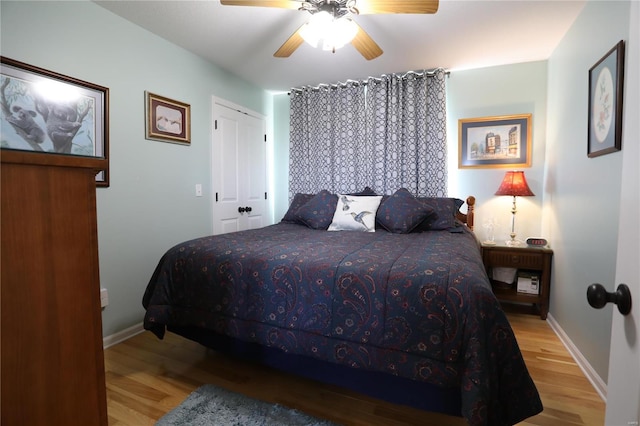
486,251,543,269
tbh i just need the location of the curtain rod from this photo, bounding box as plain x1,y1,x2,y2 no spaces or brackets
289,68,449,94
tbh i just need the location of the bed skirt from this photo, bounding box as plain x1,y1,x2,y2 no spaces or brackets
168,325,463,418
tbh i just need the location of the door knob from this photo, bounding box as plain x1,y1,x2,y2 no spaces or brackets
587,283,632,315
238,207,246,213
246,206,252,212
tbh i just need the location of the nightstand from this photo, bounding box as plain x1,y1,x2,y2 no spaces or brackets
481,243,553,319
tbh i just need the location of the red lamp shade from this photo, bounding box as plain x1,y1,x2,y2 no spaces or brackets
495,171,534,197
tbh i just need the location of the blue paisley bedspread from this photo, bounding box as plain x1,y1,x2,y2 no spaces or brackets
142,223,542,425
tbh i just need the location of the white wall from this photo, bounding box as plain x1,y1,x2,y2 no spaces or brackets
272,93,291,222
446,61,548,243
545,0,630,383
0,1,270,336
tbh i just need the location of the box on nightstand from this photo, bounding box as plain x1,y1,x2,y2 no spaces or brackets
517,270,540,294
492,267,517,287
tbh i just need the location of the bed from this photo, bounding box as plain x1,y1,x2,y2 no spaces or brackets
142,189,543,425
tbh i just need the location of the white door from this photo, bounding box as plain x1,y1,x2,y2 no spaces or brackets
212,99,267,235
604,3,639,424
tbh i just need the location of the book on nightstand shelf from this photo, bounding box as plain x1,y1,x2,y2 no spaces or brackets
517,270,540,295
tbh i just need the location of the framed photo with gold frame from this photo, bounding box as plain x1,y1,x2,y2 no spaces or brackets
458,114,532,169
588,40,624,158
145,91,190,145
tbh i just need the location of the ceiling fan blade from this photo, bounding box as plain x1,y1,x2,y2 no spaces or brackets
220,0,302,9
351,24,383,60
274,26,305,57
355,0,439,14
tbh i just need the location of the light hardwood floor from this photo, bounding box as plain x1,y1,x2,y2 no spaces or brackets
104,312,605,425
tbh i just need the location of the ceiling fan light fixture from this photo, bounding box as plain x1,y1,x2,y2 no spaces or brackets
299,13,358,52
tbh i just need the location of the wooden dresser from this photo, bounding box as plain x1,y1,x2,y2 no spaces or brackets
1,150,108,425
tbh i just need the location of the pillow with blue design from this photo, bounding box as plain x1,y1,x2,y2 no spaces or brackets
328,193,383,232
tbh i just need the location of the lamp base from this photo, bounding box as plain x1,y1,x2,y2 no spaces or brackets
505,231,524,246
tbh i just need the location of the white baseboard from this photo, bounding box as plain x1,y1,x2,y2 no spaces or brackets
103,322,145,349
546,313,607,402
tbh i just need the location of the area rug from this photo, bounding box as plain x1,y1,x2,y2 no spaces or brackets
156,384,339,425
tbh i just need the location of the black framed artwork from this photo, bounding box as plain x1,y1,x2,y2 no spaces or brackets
588,40,625,158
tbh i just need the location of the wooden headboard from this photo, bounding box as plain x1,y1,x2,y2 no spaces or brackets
456,196,475,231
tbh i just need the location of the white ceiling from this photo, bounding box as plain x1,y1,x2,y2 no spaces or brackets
95,0,585,92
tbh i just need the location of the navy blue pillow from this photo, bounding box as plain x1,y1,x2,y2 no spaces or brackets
281,193,314,223
414,197,465,231
376,188,435,234
349,186,377,196
295,190,338,230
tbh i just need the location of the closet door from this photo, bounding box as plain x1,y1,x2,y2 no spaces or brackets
212,100,267,235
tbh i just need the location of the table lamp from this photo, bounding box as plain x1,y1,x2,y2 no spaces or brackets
495,171,534,246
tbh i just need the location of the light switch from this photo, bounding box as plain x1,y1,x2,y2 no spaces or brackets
195,184,202,197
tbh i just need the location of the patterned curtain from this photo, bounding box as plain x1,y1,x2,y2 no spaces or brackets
289,69,447,199
289,83,367,198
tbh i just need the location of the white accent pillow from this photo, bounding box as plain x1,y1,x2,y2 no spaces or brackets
328,194,383,232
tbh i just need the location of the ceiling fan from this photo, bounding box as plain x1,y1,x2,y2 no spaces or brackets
220,0,439,60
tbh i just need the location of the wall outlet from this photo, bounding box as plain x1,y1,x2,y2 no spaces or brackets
195,183,202,197
100,288,109,308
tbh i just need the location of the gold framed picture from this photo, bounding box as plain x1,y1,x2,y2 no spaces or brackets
145,91,190,145
458,114,532,169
